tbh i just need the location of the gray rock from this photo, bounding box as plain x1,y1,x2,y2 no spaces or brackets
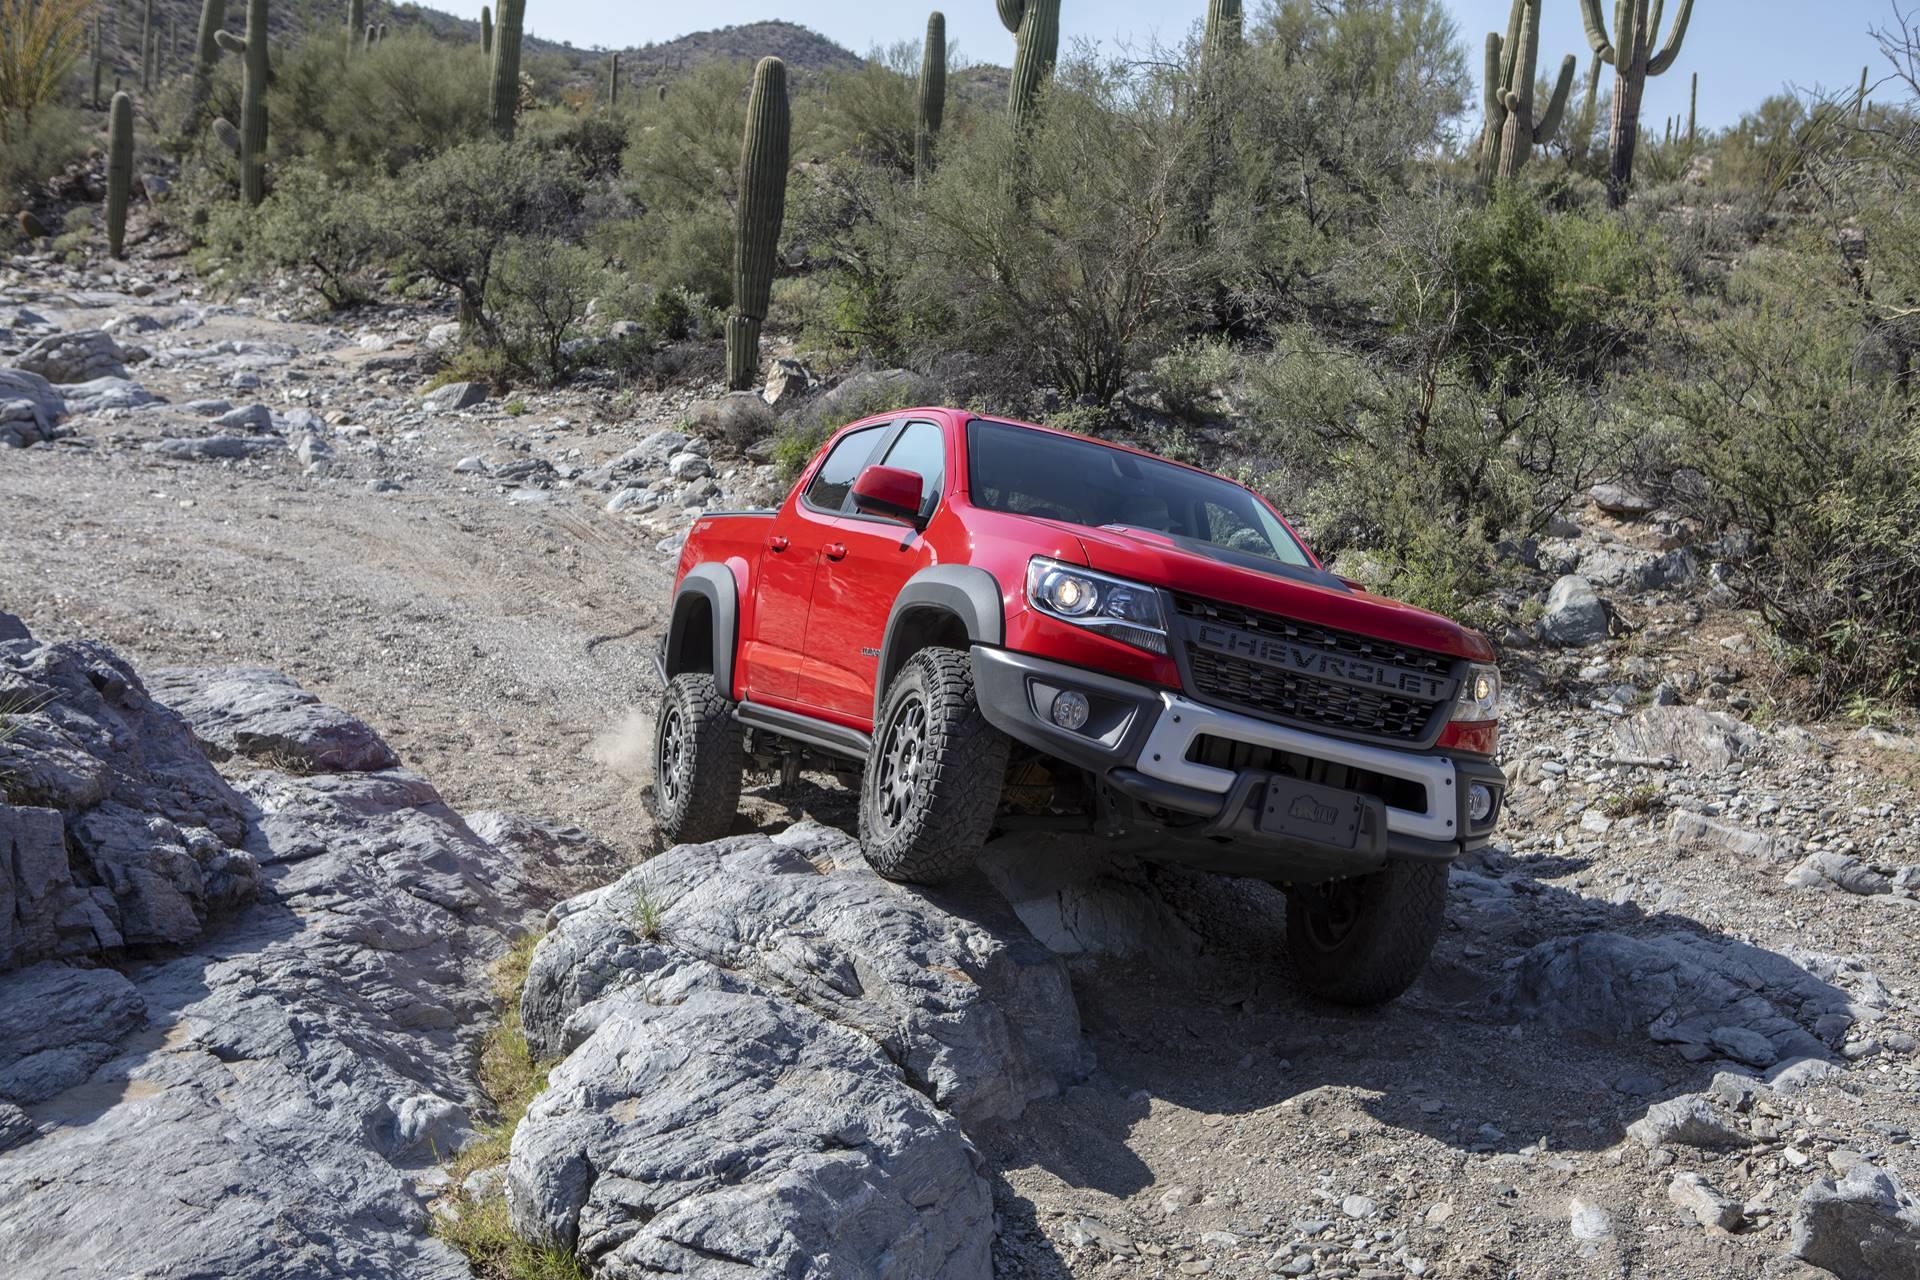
1710,1025,1779,1068
0,611,28,643
420,380,488,412
144,434,284,460
452,455,488,474
1537,576,1613,647
14,329,127,383
0,1103,30,1152
214,402,274,432
1668,1173,1743,1231
1613,705,1764,771
0,368,64,448
183,398,233,417
0,637,255,963
146,666,400,773
0,963,146,1105
523,823,1088,1126
0,805,70,970
1499,931,1847,1066
294,432,330,473
604,487,659,515
665,451,712,480
506,982,993,1279
762,357,813,407
1791,1164,1920,1280
1569,1197,1615,1241
56,375,157,414
1855,727,1920,755
812,368,922,424
613,429,689,474
1785,851,1893,896
1668,810,1794,860
1590,484,1657,518
1626,1095,1753,1150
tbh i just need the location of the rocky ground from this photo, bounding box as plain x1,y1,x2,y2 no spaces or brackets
3,249,1919,1280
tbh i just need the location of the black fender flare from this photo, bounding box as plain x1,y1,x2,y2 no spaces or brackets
873,565,1004,722
666,563,741,699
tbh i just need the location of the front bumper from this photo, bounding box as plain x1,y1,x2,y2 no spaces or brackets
971,645,1504,881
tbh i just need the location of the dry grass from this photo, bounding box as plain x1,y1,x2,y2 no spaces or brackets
433,932,584,1280
0,0,94,143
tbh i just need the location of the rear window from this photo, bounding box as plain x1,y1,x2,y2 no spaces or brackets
965,420,1312,568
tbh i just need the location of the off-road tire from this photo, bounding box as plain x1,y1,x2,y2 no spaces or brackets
859,646,1008,885
652,672,743,847
1284,859,1449,1005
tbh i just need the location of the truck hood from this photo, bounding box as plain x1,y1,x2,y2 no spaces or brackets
1071,525,1494,663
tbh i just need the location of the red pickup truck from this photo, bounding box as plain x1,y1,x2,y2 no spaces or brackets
654,409,1504,1003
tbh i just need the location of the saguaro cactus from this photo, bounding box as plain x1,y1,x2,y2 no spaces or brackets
1578,0,1696,206
107,91,133,259
489,0,524,139
347,0,363,47
189,0,225,116
1572,50,1603,163
1687,71,1697,145
1204,0,1241,63
92,14,105,108
213,0,268,205
481,4,492,56
140,0,153,90
1480,0,1574,182
608,51,619,106
999,0,1060,129
914,11,945,185
726,56,790,392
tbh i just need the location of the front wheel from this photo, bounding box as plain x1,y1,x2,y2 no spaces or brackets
653,672,743,847
1284,860,1449,1005
859,647,1008,884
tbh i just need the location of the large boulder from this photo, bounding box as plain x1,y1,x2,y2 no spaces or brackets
1791,1164,1920,1280
1497,931,1857,1066
14,329,128,384
1537,575,1614,646
147,666,400,773
1613,705,1765,771
58,376,158,414
0,369,64,447
507,980,994,1279
0,635,256,964
0,963,146,1105
523,823,1088,1126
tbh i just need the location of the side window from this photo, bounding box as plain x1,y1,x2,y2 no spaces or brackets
879,421,945,515
803,425,887,513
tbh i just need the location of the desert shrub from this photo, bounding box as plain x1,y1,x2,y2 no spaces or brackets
1149,337,1237,421
1635,247,1920,713
384,139,586,342
210,163,386,309
900,53,1207,403
0,102,84,218
809,44,919,175
272,31,489,177
689,393,776,457
487,236,606,383
522,107,628,181
783,157,916,364
770,369,939,478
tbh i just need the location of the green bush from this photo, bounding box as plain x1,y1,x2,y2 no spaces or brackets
208,163,386,309
0,104,85,220
272,31,489,178
1149,337,1237,421
487,235,606,383
384,139,586,342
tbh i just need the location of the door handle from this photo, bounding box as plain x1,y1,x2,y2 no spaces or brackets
768,535,790,552
823,542,848,561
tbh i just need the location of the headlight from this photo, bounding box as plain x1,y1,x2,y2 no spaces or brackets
1026,557,1168,655
1449,662,1500,722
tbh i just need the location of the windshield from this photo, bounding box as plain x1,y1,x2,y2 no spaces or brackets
965,420,1313,569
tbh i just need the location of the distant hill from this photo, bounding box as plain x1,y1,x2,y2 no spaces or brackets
619,21,864,79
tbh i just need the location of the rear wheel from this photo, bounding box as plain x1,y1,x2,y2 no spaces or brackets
1284,860,1448,1005
653,672,743,846
859,647,1008,884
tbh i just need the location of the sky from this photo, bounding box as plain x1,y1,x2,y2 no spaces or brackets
489,1,1900,132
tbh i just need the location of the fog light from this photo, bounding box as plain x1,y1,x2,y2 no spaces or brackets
1050,689,1091,731
1468,783,1496,824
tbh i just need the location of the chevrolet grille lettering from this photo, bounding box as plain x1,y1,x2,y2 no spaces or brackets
1192,623,1452,702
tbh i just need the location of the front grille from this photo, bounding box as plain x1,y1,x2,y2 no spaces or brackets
1173,595,1458,744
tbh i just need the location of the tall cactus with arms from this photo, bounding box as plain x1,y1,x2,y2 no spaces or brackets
1578,0,1696,206
999,0,1059,129
1480,0,1575,182
915,11,945,186
489,0,524,138
190,0,225,118
726,57,790,392
106,91,133,259
213,0,268,205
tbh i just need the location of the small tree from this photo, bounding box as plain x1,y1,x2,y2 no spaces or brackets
0,0,92,143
